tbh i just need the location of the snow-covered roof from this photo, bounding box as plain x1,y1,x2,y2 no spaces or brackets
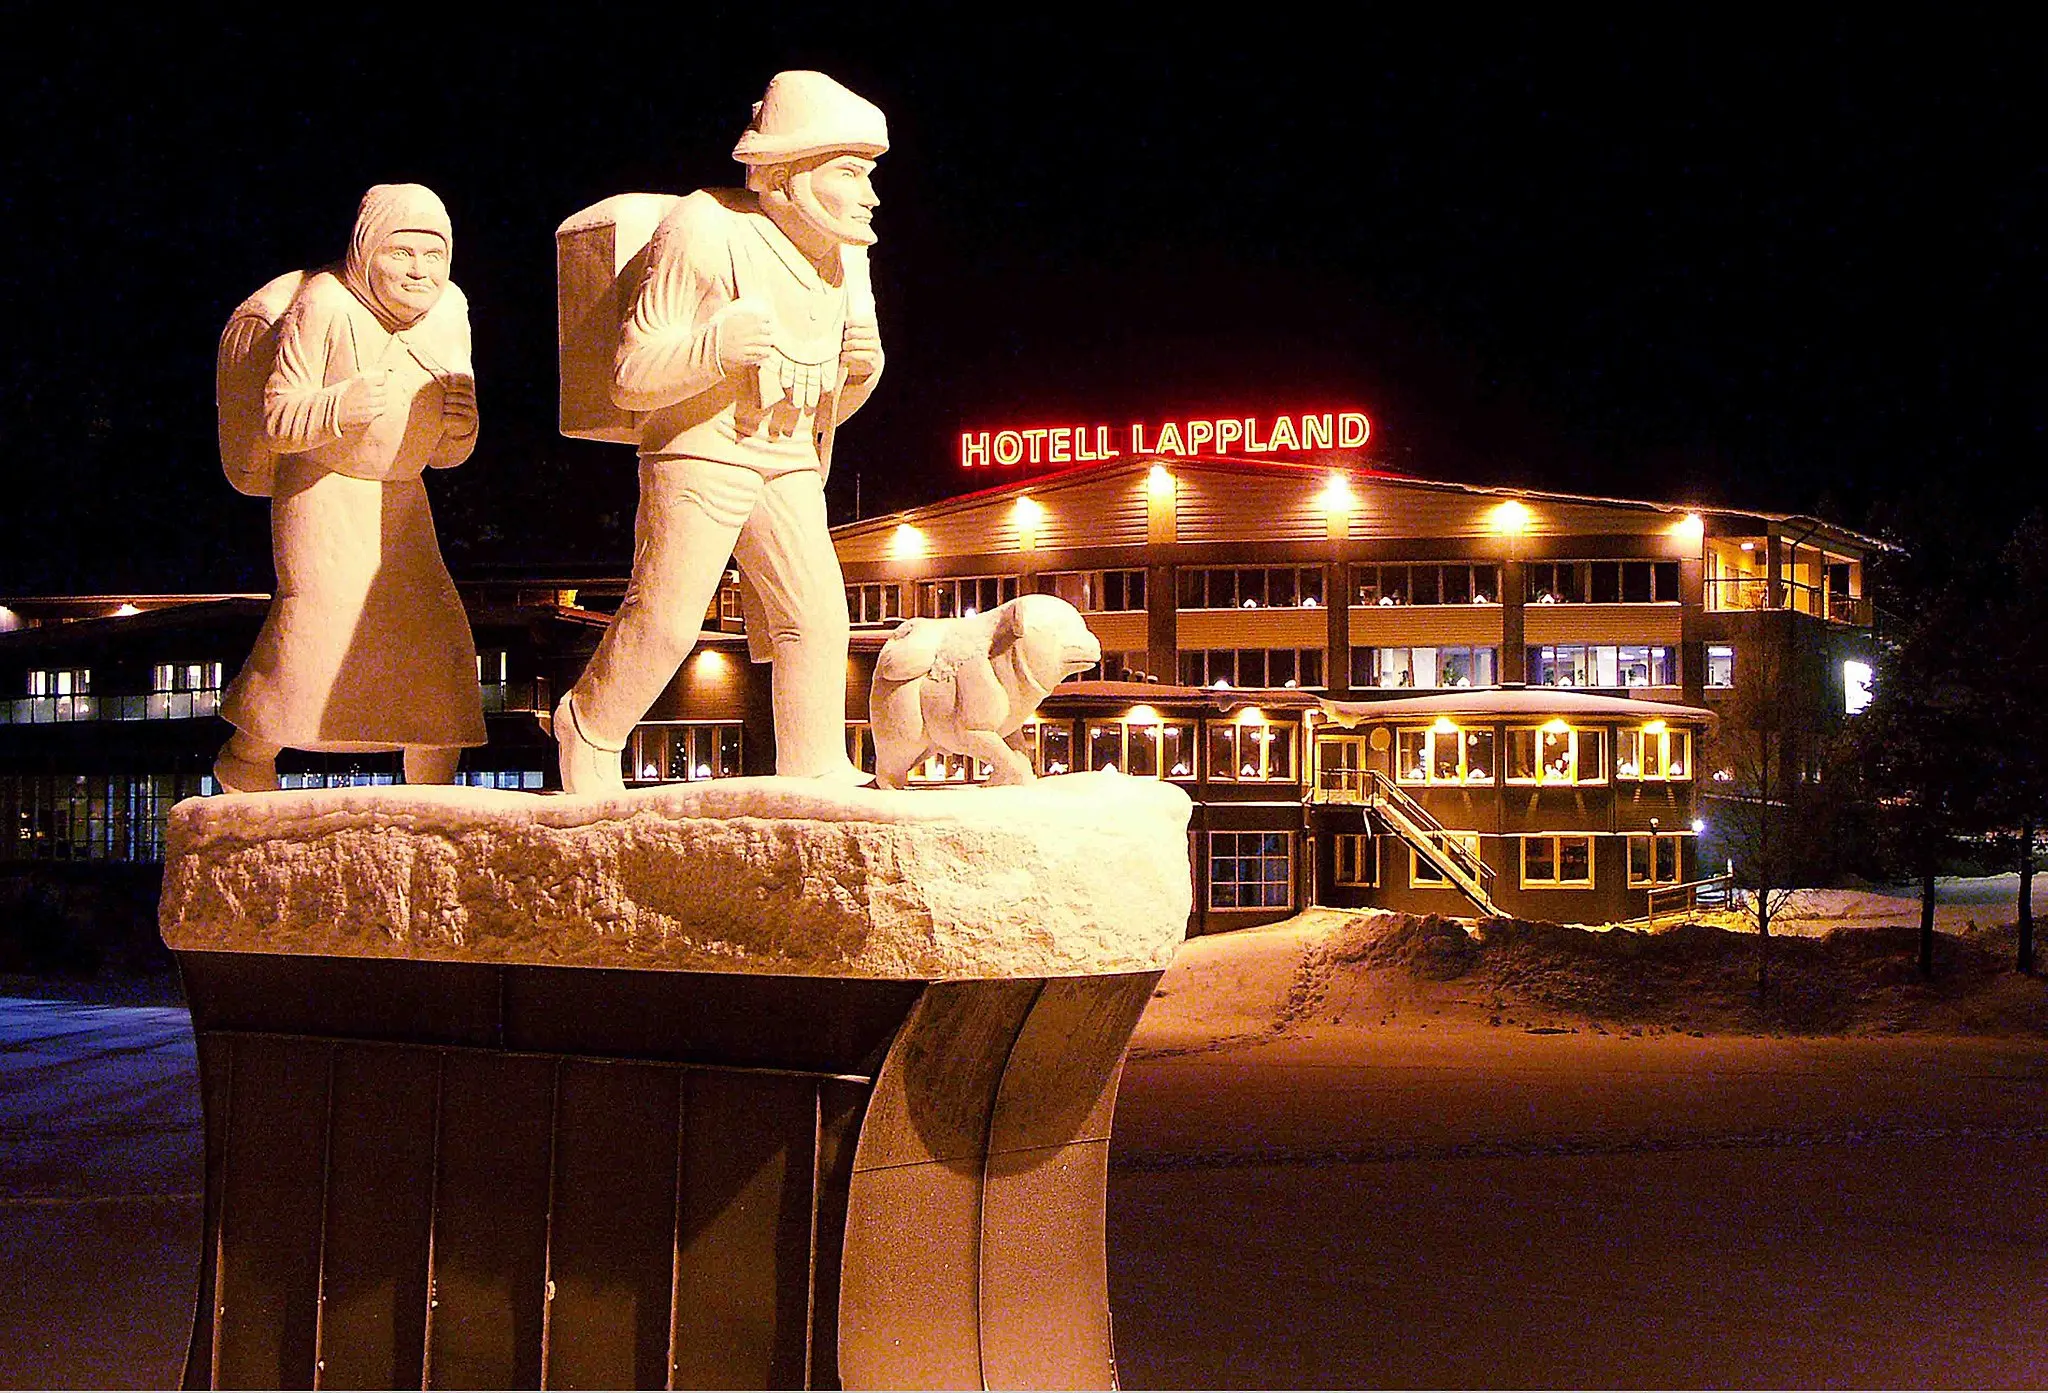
1319,688,1717,726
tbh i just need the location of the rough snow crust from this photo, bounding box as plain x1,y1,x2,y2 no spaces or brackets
159,772,1192,978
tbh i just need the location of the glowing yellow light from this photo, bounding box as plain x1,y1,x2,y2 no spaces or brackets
1431,715,1459,734
113,603,142,617
1643,718,1668,734
1739,540,1756,552
1147,464,1177,499
694,649,730,676
1236,706,1266,725
1674,512,1704,545
1125,704,1161,725
890,523,927,559
1013,495,1045,529
1542,717,1572,734
1318,473,1354,511
1491,499,1531,535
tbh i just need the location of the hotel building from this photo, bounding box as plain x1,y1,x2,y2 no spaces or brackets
0,447,1881,935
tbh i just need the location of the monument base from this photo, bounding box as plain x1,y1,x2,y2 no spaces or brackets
161,776,1190,1390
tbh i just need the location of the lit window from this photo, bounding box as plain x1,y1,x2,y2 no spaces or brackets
1529,645,1677,689
1506,725,1606,785
1176,566,1326,610
921,575,1019,618
623,723,743,783
1208,718,1298,782
1350,563,1500,607
1522,835,1595,887
1180,649,1326,690
1351,646,1497,689
1021,719,1074,776
1392,723,1496,785
1844,660,1874,715
1616,725,1692,781
1036,569,1146,613
1628,833,1686,887
1706,645,1736,688
27,668,90,697
845,583,904,626
1209,830,1293,909
1082,718,1197,779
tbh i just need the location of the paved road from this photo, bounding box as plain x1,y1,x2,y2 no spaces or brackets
3,999,2045,1387
1111,1029,2048,1388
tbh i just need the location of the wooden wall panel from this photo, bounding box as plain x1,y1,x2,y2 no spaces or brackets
1524,604,1684,645
1177,470,1327,544
1176,608,1329,648
1082,612,1147,652
1345,606,1506,646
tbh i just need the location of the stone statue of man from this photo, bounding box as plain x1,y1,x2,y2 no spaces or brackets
554,71,887,794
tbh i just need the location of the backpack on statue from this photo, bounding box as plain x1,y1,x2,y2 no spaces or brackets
555,193,683,443
215,270,306,497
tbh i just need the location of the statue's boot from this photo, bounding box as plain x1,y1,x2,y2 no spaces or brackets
554,691,626,796
214,732,281,794
404,746,462,786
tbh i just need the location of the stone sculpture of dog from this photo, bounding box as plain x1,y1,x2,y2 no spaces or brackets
869,594,1102,789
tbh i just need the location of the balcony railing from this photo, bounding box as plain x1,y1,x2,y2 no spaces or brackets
1313,766,1372,803
480,678,552,715
0,691,226,725
1704,578,1870,626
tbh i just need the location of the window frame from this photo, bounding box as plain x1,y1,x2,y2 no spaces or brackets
1176,565,1327,611
1208,829,1295,910
1392,724,1497,786
1332,832,1379,887
1505,725,1608,786
1410,831,1482,887
1351,562,1502,608
1521,833,1597,888
1627,832,1686,888
1038,568,1147,613
920,574,1020,618
1082,717,1199,780
1616,726,1693,781
1207,718,1300,783
624,721,745,784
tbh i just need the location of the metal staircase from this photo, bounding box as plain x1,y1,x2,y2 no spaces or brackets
1363,771,1503,918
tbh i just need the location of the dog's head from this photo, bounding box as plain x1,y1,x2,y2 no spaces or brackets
999,594,1102,694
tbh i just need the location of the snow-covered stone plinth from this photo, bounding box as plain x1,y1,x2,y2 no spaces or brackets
160,770,1190,978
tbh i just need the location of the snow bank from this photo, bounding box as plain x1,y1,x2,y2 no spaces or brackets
158,772,1192,978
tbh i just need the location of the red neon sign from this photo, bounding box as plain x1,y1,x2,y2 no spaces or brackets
960,410,1370,470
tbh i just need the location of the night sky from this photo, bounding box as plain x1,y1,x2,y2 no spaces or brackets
3,11,2038,592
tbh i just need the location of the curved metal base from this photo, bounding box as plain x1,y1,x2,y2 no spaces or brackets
174,951,1157,1390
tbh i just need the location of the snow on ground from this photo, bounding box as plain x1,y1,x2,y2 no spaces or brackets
1138,876,2048,1052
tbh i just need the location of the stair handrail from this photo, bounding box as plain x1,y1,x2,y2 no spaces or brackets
1365,770,1496,886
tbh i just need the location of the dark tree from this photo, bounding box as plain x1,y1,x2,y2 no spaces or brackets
1851,581,1992,978
1705,615,1843,995
1986,513,2048,974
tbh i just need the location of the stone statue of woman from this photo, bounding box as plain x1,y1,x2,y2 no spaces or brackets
214,184,486,792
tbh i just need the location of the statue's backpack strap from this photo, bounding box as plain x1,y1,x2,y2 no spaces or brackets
215,269,305,497
555,192,684,443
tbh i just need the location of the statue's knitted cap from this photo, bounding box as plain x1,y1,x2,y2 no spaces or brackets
732,71,888,166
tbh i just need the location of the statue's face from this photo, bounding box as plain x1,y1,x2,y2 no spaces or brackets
788,154,879,246
368,230,449,320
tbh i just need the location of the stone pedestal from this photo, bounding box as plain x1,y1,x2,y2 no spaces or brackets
160,774,1188,1390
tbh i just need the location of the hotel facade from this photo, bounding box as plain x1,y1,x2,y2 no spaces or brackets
0,447,1882,935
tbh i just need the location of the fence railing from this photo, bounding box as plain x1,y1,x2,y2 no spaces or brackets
1643,873,1734,925
1704,578,1870,626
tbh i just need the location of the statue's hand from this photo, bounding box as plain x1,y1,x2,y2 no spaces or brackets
841,317,884,379
440,375,478,440
714,300,778,375
338,369,390,430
